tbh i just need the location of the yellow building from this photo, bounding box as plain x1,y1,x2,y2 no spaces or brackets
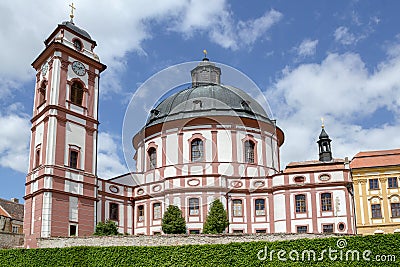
350,149,400,235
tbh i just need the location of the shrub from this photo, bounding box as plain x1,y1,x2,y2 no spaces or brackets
161,205,186,234
93,220,119,236
203,199,229,234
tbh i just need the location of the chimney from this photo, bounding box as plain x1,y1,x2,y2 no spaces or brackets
10,198,19,204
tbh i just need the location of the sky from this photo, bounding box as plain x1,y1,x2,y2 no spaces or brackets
1,0,400,202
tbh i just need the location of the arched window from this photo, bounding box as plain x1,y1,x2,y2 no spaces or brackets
244,140,255,163
148,147,156,169
38,81,47,106
191,139,203,162
70,82,83,106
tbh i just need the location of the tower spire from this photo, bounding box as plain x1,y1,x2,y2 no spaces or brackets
69,2,76,23
317,121,333,162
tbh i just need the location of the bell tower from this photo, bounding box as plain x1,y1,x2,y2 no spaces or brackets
317,119,333,162
24,6,106,248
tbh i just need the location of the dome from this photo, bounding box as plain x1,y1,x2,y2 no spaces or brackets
61,21,92,40
146,84,272,127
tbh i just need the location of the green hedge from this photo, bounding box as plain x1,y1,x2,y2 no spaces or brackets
0,234,399,266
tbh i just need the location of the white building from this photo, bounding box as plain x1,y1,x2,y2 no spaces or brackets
25,16,355,247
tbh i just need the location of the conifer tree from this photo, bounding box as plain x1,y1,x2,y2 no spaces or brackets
93,220,119,236
161,205,187,234
203,199,229,234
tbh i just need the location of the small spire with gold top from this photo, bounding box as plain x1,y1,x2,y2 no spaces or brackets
69,2,76,23
203,49,209,61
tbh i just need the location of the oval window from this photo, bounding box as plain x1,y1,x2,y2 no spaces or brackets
294,176,305,184
109,185,119,193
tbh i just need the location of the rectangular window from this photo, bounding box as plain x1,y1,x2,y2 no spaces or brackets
233,199,243,217
35,149,41,168
109,203,119,221
388,177,398,189
371,204,382,218
296,226,308,233
189,230,200,234
12,225,19,234
255,229,266,233
391,203,400,218
153,203,161,220
69,150,79,169
322,224,334,233
295,194,306,213
255,199,265,216
69,224,77,236
369,179,379,190
321,193,332,211
233,229,244,233
189,198,199,216
137,205,144,222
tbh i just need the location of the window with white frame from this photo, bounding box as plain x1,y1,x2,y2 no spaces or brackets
255,199,265,216
189,198,199,216
233,199,243,216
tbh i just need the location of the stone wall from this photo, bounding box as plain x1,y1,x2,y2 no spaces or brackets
38,233,349,248
0,232,24,248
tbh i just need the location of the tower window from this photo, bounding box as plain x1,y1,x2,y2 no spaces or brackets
69,150,79,169
70,82,84,106
148,147,157,170
232,199,243,217
38,80,47,106
244,140,255,163
295,194,306,213
189,198,199,216
69,224,77,236
321,193,332,211
73,39,83,51
191,139,203,162
35,149,41,168
109,203,119,221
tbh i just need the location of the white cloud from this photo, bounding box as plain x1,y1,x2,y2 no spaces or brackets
97,132,128,179
0,0,282,97
334,26,358,45
237,10,283,46
0,109,30,173
295,39,318,57
267,50,400,167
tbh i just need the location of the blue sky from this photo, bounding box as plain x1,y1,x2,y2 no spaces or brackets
1,0,400,202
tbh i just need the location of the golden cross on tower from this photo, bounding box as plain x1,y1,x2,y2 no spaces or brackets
203,49,207,58
321,117,325,129
69,3,76,21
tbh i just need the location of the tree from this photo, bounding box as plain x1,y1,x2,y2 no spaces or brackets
203,199,229,234
162,205,186,234
94,220,119,236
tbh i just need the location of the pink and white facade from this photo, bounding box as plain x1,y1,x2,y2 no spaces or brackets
25,19,355,247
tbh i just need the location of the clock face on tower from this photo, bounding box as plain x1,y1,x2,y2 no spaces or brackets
72,61,86,76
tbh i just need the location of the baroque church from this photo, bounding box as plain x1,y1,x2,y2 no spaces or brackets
23,15,355,248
